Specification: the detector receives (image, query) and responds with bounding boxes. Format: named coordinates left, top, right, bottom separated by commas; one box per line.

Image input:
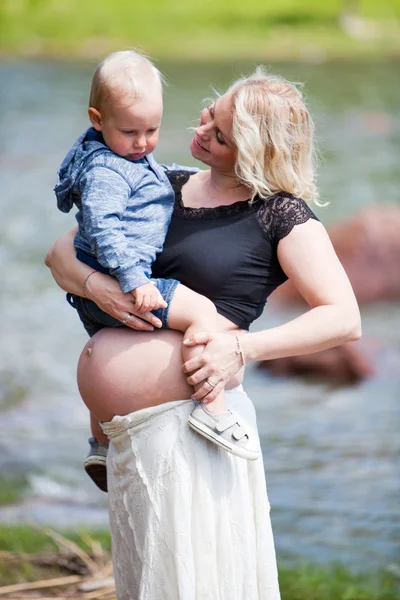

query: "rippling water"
left=0, top=59, right=399, bottom=568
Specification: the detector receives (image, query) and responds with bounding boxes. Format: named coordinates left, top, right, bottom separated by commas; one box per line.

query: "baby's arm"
left=79, top=166, right=152, bottom=295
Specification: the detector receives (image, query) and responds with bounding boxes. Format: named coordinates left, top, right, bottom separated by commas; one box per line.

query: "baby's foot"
left=187, top=404, right=259, bottom=461
left=83, top=437, right=108, bottom=492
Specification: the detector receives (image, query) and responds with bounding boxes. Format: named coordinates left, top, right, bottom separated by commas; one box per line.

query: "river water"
left=0, top=59, right=399, bottom=568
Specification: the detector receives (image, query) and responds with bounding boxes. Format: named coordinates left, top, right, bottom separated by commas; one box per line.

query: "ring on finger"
left=122, top=313, right=133, bottom=325
left=206, top=379, right=216, bottom=389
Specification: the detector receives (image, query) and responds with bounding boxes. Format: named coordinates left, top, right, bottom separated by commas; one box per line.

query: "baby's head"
left=88, top=50, right=164, bottom=161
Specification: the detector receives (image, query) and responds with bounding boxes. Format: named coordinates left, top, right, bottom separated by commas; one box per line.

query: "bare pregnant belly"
left=78, top=327, right=243, bottom=422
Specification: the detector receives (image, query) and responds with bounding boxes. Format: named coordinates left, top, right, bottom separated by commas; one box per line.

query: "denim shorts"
left=69, top=250, right=179, bottom=337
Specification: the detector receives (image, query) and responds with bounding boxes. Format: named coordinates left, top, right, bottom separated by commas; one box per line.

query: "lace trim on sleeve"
left=257, top=194, right=320, bottom=244
left=165, top=170, right=192, bottom=196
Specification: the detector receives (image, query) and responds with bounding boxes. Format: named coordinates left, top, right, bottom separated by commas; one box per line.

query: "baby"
left=55, top=51, right=258, bottom=491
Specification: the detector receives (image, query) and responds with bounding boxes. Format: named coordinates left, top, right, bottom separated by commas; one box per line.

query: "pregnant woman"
left=46, top=67, right=361, bottom=599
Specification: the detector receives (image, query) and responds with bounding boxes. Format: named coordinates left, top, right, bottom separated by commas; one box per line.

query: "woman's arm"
left=183, top=219, right=362, bottom=401
left=45, top=227, right=85, bottom=295
left=45, top=229, right=161, bottom=331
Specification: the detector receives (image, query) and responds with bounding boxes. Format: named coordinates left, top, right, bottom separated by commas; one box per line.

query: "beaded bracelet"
left=82, top=270, right=98, bottom=299
left=235, top=334, right=246, bottom=366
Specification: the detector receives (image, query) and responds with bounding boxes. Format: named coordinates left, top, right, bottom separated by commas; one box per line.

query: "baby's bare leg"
left=167, top=285, right=227, bottom=414
left=90, top=412, right=109, bottom=446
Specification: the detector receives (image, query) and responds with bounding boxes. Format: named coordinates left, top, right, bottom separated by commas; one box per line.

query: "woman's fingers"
left=124, top=314, right=154, bottom=331
left=119, top=297, right=139, bottom=314
left=186, top=365, right=212, bottom=386
left=182, top=353, right=210, bottom=374
left=140, top=311, right=162, bottom=328
left=183, top=332, right=213, bottom=347
left=119, top=310, right=162, bottom=330
left=192, top=381, right=225, bottom=403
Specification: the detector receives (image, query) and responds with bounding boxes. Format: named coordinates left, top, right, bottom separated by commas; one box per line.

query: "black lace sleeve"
left=165, top=170, right=192, bottom=196
left=257, top=194, right=320, bottom=245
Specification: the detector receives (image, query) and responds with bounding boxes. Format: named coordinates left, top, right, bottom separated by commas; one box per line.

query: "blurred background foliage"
left=1, top=0, right=400, bottom=60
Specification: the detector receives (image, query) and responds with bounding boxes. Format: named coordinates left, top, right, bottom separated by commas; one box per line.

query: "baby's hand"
left=131, top=282, right=167, bottom=313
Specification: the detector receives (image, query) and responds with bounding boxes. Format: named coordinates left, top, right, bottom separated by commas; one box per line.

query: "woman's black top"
left=152, top=171, right=319, bottom=330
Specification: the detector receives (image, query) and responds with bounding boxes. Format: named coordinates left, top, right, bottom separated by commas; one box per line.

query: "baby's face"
left=97, top=91, right=163, bottom=161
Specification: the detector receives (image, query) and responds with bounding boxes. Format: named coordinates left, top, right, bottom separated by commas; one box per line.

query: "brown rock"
left=274, top=205, right=400, bottom=304
left=260, top=340, right=376, bottom=383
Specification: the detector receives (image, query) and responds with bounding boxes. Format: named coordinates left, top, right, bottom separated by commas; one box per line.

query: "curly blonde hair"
left=228, top=67, right=319, bottom=205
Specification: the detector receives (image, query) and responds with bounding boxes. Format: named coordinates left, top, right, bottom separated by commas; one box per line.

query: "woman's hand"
left=182, top=332, right=243, bottom=402
left=45, top=229, right=162, bottom=331
left=85, top=271, right=163, bottom=331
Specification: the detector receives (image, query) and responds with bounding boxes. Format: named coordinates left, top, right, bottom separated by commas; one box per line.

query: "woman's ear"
left=88, top=107, right=102, bottom=131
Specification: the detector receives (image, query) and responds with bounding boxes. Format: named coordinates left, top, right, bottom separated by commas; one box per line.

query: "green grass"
left=278, top=563, right=400, bottom=599
left=0, top=0, right=400, bottom=61
left=0, top=474, right=29, bottom=506
left=0, top=524, right=110, bottom=555
left=0, top=525, right=399, bottom=598
left=0, top=525, right=112, bottom=586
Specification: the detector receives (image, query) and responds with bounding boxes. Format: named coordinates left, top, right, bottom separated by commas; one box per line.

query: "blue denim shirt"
left=55, top=128, right=180, bottom=293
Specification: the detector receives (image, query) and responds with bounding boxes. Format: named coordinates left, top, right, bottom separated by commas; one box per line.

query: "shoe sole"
left=84, top=457, right=108, bottom=493
left=187, top=416, right=259, bottom=461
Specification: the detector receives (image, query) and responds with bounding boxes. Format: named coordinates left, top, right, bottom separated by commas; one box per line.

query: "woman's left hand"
left=182, top=332, right=243, bottom=403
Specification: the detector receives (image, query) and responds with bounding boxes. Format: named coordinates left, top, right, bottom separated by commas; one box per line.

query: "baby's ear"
left=88, top=107, right=102, bottom=131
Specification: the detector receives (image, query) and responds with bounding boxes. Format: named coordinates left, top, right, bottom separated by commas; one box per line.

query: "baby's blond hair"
left=89, top=50, right=163, bottom=113
left=228, top=67, right=319, bottom=205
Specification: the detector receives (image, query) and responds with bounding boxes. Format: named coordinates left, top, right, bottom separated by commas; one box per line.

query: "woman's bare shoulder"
left=183, top=169, right=208, bottom=187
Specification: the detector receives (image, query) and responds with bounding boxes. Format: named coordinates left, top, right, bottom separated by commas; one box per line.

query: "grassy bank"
left=1, top=0, right=400, bottom=61
left=0, top=525, right=399, bottom=599
left=0, top=475, right=29, bottom=507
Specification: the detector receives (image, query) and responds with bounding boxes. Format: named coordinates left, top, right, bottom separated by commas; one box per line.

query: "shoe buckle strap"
left=215, top=417, right=247, bottom=441
left=232, top=424, right=247, bottom=441
left=215, top=414, right=238, bottom=433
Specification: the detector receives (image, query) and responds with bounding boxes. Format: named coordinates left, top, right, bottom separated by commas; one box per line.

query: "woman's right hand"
left=85, top=271, right=162, bottom=331
left=45, top=228, right=162, bottom=331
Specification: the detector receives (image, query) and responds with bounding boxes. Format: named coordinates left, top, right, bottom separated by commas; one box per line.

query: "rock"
left=259, top=339, right=376, bottom=383
left=274, top=205, right=400, bottom=305
left=261, top=206, right=400, bottom=381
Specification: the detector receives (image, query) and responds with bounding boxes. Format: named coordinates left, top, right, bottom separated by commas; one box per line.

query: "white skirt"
left=102, top=385, right=280, bottom=600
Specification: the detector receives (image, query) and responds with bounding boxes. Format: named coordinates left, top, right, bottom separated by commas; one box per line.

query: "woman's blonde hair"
left=89, top=50, right=163, bottom=113
left=228, top=67, right=319, bottom=205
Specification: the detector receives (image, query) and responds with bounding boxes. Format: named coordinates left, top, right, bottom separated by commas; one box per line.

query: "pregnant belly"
left=77, top=327, right=243, bottom=422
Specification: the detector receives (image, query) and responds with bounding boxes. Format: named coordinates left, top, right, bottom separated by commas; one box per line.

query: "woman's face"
left=190, top=92, right=237, bottom=173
